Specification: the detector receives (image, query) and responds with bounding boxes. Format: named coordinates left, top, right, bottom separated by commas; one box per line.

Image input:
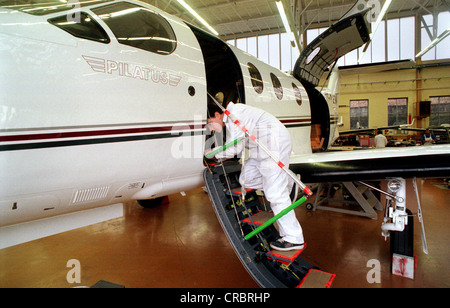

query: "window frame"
left=387, top=97, right=408, bottom=126
left=292, top=83, right=302, bottom=106
left=350, top=99, right=369, bottom=129
left=247, top=62, right=264, bottom=94
left=430, top=96, right=450, bottom=126
left=270, top=73, right=283, bottom=100
left=48, top=11, right=110, bottom=44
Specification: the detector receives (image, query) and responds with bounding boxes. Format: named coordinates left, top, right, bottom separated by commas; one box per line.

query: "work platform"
left=308, top=181, right=383, bottom=219
left=203, top=162, right=335, bottom=288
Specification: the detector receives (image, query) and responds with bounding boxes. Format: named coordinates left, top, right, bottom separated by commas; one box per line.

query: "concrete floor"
left=0, top=178, right=448, bottom=288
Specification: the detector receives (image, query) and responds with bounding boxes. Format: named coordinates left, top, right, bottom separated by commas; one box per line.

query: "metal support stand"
left=310, top=181, right=383, bottom=219
left=413, top=178, right=428, bottom=254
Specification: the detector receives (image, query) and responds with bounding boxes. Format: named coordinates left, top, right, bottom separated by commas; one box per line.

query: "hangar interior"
left=0, top=0, right=449, bottom=288
left=1, top=181, right=448, bottom=288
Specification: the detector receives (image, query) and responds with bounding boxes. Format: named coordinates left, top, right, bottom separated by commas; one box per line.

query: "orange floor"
left=0, top=178, right=448, bottom=288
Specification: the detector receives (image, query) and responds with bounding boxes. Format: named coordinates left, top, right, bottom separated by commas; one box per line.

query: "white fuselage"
left=0, top=0, right=334, bottom=226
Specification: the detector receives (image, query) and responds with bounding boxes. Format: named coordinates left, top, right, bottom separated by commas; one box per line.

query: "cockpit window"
left=92, top=2, right=177, bottom=55
left=247, top=62, right=263, bottom=94
left=270, top=73, right=283, bottom=100
left=48, top=12, right=110, bottom=44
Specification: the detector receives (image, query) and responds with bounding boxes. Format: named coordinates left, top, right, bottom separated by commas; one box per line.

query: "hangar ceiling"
left=146, top=0, right=450, bottom=40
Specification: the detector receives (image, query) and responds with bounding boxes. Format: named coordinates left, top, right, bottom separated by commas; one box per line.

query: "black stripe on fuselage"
left=291, top=153, right=450, bottom=182
left=0, top=131, right=204, bottom=152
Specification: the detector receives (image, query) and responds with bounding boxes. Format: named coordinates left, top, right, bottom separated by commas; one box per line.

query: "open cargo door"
left=293, top=9, right=371, bottom=87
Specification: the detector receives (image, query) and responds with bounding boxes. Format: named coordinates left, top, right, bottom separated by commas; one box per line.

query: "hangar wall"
left=337, top=62, right=450, bottom=131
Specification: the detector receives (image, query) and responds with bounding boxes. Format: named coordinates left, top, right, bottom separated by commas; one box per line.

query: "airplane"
left=1, top=0, right=449, bottom=287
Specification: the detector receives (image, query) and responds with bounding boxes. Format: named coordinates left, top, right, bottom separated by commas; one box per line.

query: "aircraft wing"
left=399, top=127, right=449, bottom=133
left=339, top=124, right=414, bottom=135
left=339, top=120, right=417, bottom=135
left=290, top=144, right=450, bottom=183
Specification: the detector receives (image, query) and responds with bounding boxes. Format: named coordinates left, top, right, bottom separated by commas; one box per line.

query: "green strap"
left=244, top=195, right=307, bottom=241
left=205, top=137, right=244, bottom=159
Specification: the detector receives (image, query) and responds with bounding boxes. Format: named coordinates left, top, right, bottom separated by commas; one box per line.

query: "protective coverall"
left=214, top=103, right=304, bottom=244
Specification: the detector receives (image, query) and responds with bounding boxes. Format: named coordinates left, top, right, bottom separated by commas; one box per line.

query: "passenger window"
left=270, top=73, right=283, bottom=100
left=292, top=83, right=302, bottom=106
left=306, top=47, right=321, bottom=65
left=248, top=63, right=263, bottom=94
left=48, top=12, right=110, bottom=44
left=92, top=2, right=177, bottom=55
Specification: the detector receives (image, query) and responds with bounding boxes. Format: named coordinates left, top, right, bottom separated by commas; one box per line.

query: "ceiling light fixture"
left=176, top=0, right=219, bottom=36
left=276, top=1, right=296, bottom=48
left=372, top=0, right=393, bottom=38
left=416, top=27, right=450, bottom=58
left=358, top=0, right=393, bottom=64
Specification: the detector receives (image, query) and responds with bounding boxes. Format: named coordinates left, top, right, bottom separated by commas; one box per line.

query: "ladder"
left=310, top=181, right=383, bottom=219
left=204, top=162, right=335, bottom=288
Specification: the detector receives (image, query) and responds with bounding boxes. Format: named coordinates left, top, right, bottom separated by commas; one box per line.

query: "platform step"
left=242, top=210, right=273, bottom=226
left=226, top=187, right=255, bottom=197
left=297, top=269, right=336, bottom=288
left=267, top=243, right=307, bottom=264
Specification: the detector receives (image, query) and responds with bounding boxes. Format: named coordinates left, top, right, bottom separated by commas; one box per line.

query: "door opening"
left=188, top=25, right=245, bottom=108
left=302, top=83, right=330, bottom=152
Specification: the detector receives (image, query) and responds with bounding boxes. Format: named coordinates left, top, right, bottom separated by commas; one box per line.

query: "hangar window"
left=292, top=83, right=302, bottom=106
left=350, top=100, right=369, bottom=129
left=48, top=12, right=110, bottom=44
left=270, top=73, right=283, bottom=100
left=92, top=2, right=176, bottom=55
left=388, top=98, right=408, bottom=126
left=421, top=13, right=450, bottom=61
left=248, top=63, right=263, bottom=94
left=430, top=96, right=450, bottom=126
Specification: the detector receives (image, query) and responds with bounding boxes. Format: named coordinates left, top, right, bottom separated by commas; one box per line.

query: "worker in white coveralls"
left=205, top=101, right=304, bottom=251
